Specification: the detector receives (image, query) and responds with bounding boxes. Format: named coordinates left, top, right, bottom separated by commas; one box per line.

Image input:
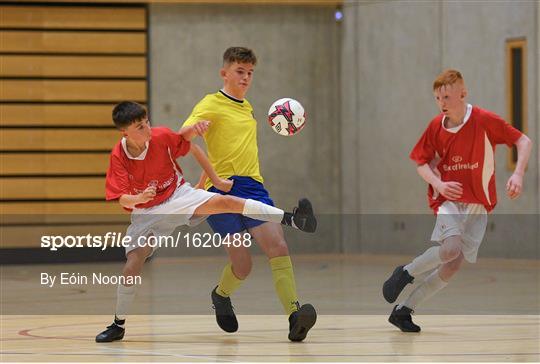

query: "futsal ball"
left=267, top=98, right=306, bottom=136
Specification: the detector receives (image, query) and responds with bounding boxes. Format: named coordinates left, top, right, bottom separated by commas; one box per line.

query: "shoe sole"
left=297, top=199, right=317, bottom=233
left=382, top=265, right=405, bottom=303
left=288, top=304, right=317, bottom=342
left=388, top=315, right=421, bottom=333
left=216, top=317, right=238, bottom=333
left=299, top=198, right=313, bottom=212
left=95, top=332, right=125, bottom=343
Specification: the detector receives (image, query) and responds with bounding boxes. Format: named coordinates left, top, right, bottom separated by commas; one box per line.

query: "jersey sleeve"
left=162, top=127, right=191, bottom=158
left=105, top=153, right=130, bottom=201
left=483, top=110, right=523, bottom=147
left=182, top=97, right=215, bottom=127
left=410, top=123, right=437, bottom=165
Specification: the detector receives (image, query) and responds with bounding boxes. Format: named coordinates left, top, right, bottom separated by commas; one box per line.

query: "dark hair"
left=112, top=101, right=147, bottom=129
left=223, top=47, right=257, bottom=66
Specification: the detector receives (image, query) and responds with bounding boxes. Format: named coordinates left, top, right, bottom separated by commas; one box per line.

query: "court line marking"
left=10, top=319, right=540, bottom=343
left=6, top=315, right=538, bottom=363
left=5, top=336, right=540, bottom=345
left=5, top=319, right=540, bottom=362
left=0, top=351, right=169, bottom=357
left=2, top=351, right=538, bottom=358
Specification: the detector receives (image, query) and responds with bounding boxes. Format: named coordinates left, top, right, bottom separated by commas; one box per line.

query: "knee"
left=232, top=260, right=252, bottom=279
left=228, top=248, right=253, bottom=279
left=267, top=239, right=289, bottom=258
left=122, top=263, right=142, bottom=278
left=124, top=252, right=147, bottom=277
left=221, top=195, right=240, bottom=210
left=443, top=253, right=464, bottom=275
left=440, top=240, right=462, bottom=262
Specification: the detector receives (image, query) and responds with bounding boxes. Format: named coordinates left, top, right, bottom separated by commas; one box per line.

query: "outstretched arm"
left=179, top=120, right=211, bottom=141
left=506, top=134, right=532, bottom=199
left=190, top=143, right=233, bottom=192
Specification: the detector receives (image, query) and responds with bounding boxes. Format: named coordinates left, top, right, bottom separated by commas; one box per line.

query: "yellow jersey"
left=183, top=90, right=263, bottom=189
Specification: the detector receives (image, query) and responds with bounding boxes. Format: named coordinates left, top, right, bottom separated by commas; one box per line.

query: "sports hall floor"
left=1, top=254, right=539, bottom=362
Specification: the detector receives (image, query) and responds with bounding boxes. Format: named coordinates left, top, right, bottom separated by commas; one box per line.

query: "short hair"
left=223, top=47, right=257, bottom=66
left=112, top=101, right=147, bottom=129
left=433, top=69, right=464, bottom=91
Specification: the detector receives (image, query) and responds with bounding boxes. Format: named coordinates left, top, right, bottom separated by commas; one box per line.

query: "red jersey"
left=410, top=105, right=522, bottom=213
left=105, top=127, right=191, bottom=210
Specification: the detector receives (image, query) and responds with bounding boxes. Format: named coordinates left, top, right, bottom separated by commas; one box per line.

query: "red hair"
left=433, top=69, right=464, bottom=91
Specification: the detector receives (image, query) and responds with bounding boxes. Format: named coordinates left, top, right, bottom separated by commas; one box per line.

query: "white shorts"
left=124, top=182, right=215, bottom=257
left=431, top=201, right=487, bottom=263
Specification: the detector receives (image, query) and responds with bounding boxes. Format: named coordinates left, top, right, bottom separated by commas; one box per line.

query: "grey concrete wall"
left=148, top=4, right=342, bottom=256
left=537, top=0, right=540, bottom=248
left=341, top=0, right=539, bottom=258
left=342, top=1, right=441, bottom=215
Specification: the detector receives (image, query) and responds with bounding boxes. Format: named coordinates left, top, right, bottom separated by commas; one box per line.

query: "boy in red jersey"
left=95, top=102, right=316, bottom=342
left=382, top=70, right=532, bottom=332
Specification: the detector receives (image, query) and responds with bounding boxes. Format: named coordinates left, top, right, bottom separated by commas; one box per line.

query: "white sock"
left=115, top=284, right=137, bottom=326
left=404, top=246, right=442, bottom=277
left=242, top=199, right=284, bottom=224
left=399, top=269, right=447, bottom=310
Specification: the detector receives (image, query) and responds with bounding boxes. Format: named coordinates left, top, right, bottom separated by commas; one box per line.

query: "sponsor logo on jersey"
left=132, top=175, right=176, bottom=194
left=442, top=161, right=479, bottom=172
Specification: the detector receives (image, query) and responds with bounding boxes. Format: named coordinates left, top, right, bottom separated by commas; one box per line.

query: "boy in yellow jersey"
left=182, top=47, right=317, bottom=342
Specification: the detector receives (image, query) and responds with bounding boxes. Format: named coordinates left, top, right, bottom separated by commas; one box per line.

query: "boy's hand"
left=192, top=120, right=211, bottom=136
left=435, top=181, right=463, bottom=200
left=139, top=186, right=156, bottom=204
left=214, top=178, right=233, bottom=193
left=506, top=173, right=523, bottom=199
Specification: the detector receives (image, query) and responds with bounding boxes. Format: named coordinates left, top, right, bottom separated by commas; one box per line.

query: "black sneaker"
left=211, top=286, right=238, bottom=333
left=288, top=303, right=317, bottom=342
left=382, top=265, right=414, bottom=303
left=95, top=320, right=125, bottom=343
left=292, top=198, right=317, bottom=233
left=388, top=305, right=421, bottom=332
